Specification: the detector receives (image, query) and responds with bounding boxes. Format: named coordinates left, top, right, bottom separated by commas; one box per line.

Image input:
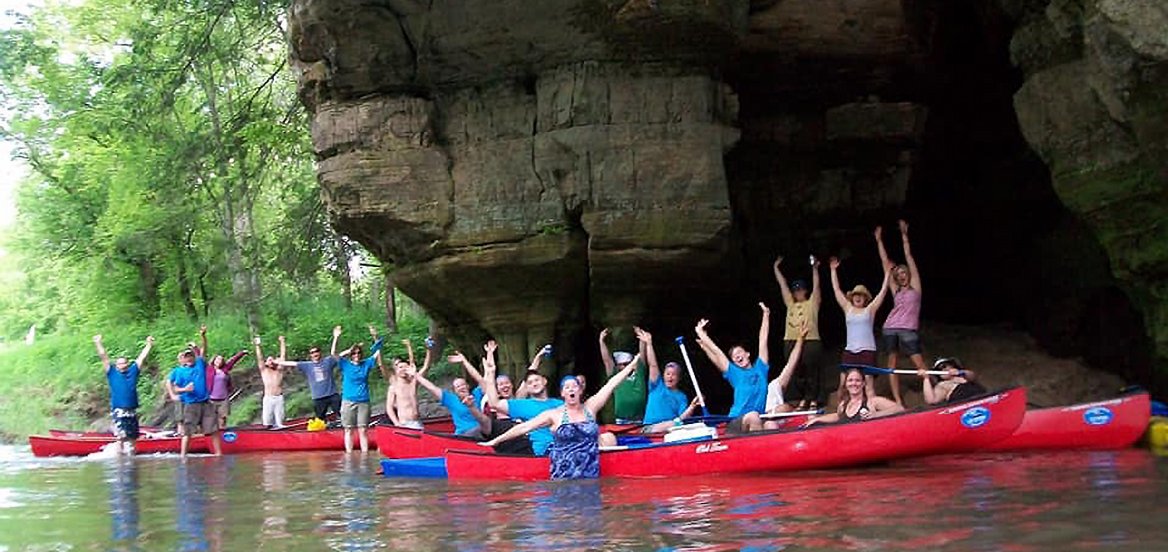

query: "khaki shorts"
left=210, top=399, right=230, bottom=421
left=182, top=401, right=219, bottom=435
left=340, top=400, right=370, bottom=428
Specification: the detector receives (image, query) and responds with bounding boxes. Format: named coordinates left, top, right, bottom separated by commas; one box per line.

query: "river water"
left=0, top=445, right=1166, bottom=551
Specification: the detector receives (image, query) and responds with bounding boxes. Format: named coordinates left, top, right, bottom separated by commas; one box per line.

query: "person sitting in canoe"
left=414, top=369, right=491, bottom=439
left=600, top=328, right=646, bottom=423
left=919, top=357, right=986, bottom=404
left=336, top=325, right=385, bottom=452
left=481, top=356, right=566, bottom=456
left=693, top=303, right=772, bottom=433
left=803, top=367, right=903, bottom=426
left=829, top=254, right=892, bottom=397
left=452, top=340, right=534, bottom=454
left=761, top=322, right=812, bottom=430
left=638, top=327, right=703, bottom=433
left=478, top=355, right=641, bottom=479
left=385, top=338, right=433, bottom=430
left=94, top=334, right=154, bottom=455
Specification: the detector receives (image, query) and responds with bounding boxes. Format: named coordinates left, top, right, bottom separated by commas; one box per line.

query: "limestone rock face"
left=1010, top=0, right=1168, bottom=369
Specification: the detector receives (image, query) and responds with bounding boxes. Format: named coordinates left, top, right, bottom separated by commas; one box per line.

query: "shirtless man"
left=385, top=338, right=432, bottom=429
left=255, top=336, right=288, bottom=429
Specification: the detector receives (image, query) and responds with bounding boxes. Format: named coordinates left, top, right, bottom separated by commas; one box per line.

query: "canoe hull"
left=375, top=426, right=482, bottom=458
left=986, top=391, right=1150, bottom=451
left=28, top=434, right=209, bottom=457
left=446, top=387, right=1027, bottom=480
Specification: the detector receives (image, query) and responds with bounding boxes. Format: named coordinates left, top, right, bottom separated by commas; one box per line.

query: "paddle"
left=675, top=336, right=710, bottom=416
left=840, top=363, right=948, bottom=376
left=759, top=409, right=822, bottom=420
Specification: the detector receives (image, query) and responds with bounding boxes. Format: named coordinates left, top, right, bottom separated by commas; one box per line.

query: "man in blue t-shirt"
left=94, top=334, right=154, bottom=455
left=482, top=361, right=563, bottom=455
left=636, top=328, right=701, bottom=433
left=417, top=373, right=491, bottom=438
left=337, top=325, right=384, bottom=453
left=275, top=325, right=345, bottom=422
left=694, top=302, right=773, bottom=433
left=166, top=339, right=218, bottom=457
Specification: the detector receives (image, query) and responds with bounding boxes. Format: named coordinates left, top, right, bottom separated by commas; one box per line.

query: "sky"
left=0, top=0, right=35, bottom=230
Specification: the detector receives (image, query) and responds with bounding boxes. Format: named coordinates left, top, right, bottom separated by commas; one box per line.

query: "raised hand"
left=774, top=256, right=783, bottom=270
left=145, top=336, right=155, bottom=345
left=811, top=255, right=820, bottom=268
left=448, top=352, right=465, bottom=364
left=484, top=340, right=497, bottom=354
left=333, top=325, right=342, bottom=337
left=254, top=336, right=262, bottom=346
left=829, top=257, right=841, bottom=270
left=759, top=302, right=771, bottom=317
left=695, top=319, right=710, bottom=335
left=93, top=335, right=102, bottom=344
left=368, top=325, right=379, bottom=338
left=898, top=219, right=909, bottom=235
left=277, top=335, right=286, bottom=344
left=199, top=325, right=207, bottom=336
left=874, top=226, right=883, bottom=240
left=599, top=328, right=610, bottom=342
left=633, top=326, right=652, bottom=344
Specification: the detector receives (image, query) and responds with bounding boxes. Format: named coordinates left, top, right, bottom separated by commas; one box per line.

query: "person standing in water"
left=876, top=220, right=925, bottom=406
left=773, top=255, right=827, bottom=409
left=94, top=334, right=154, bottom=455
left=479, top=354, right=641, bottom=479
left=256, top=336, right=288, bottom=429
left=337, top=325, right=385, bottom=452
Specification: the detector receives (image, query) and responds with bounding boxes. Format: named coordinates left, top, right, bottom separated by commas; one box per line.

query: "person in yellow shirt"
left=773, top=255, right=827, bottom=409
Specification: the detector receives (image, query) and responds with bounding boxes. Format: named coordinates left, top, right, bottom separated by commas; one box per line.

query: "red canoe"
left=29, top=434, right=210, bottom=457
left=445, top=387, right=1027, bottom=480
left=376, top=426, right=482, bottom=458
left=985, top=390, right=1150, bottom=451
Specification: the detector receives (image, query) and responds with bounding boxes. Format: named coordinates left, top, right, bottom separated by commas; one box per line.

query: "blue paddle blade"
left=674, top=336, right=685, bottom=345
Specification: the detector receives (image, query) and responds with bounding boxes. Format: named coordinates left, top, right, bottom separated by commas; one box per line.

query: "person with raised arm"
left=255, top=336, right=288, bottom=429
left=337, top=325, right=385, bottom=452
left=773, top=255, right=828, bottom=409
left=274, top=326, right=344, bottom=422
left=479, top=354, right=642, bottom=479
left=207, top=338, right=248, bottom=430
left=600, top=328, right=646, bottom=422
left=385, top=338, right=432, bottom=429
left=94, top=334, right=154, bottom=455
left=511, top=344, right=552, bottom=399
left=639, top=327, right=701, bottom=434
left=452, top=341, right=533, bottom=453
left=166, top=326, right=221, bottom=456
left=919, top=357, right=986, bottom=404
left=830, top=254, right=893, bottom=397
left=482, top=351, right=565, bottom=456
left=803, top=366, right=904, bottom=426
left=761, top=322, right=811, bottom=430
left=415, top=369, right=491, bottom=438
left=694, top=303, right=772, bottom=433
left=876, top=220, right=926, bottom=405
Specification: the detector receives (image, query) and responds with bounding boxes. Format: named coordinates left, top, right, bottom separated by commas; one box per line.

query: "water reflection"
left=175, top=458, right=233, bottom=552
left=260, top=455, right=290, bottom=541
left=107, top=458, right=139, bottom=550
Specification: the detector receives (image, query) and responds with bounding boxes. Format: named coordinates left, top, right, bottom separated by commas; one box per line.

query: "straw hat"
left=846, top=285, right=872, bottom=302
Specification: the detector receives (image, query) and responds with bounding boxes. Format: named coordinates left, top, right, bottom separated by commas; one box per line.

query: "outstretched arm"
left=402, top=338, right=416, bottom=367
left=758, top=302, right=771, bottom=365
left=254, top=337, right=264, bottom=366
left=774, top=324, right=808, bottom=390
left=94, top=335, right=111, bottom=370
left=135, top=336, right=155, bottom=368
left=452, top=351, right=486, bottom=387
left=598, top=328, right=615, bottom=376
left=585, top=353, right=641, bottom=415
left=330, top=325, right=342, bottom=357
left=868, top=396, right=905, bottom=418
left=223, top=350, right=248, bottom=372
left=874, top=226, right=891, bottom=284
left=829, top=257, right=849, bottom=309
left=694, top=319, right=730, bottom=373
left=480, top=409, right=556, bottom=447
left=899, top=219, right=921, bottom=291
left=199, top=325, right=208, bottom=360
left=418, top=346, right=433, bottom=377
left=773, top=256, right=794, bottom=307
left=414, top=373, right=444, bottom=401
left=919, top=370, right=941, bottom=404
left=527, top=345, right=547, bottom=374
left=810, top=255, right=822, bottom=306
left=868, top=262, right=894, bottom=313
left=482, top=359, right=510, bottom=416
left=636, top=327, right=659, bottom=384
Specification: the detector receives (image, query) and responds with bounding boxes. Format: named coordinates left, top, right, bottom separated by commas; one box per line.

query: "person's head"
left=524, top=370, right=548, bottom=397
left=113, top=356, right=130, bottom=371
left=211, top=354, right=225, bottom=369
left=663, top=361, right=682, bottom=389
left=847, top=285, right=873, bottom=308
left=349, top=344, right=363, bottom=361
left=933, top=357, right=963, bottom=380
left=451, top=377, right=470, bottom=398
left=495, top=374, right=513, bottom=398
left=837, top=368, right=865, bottom=403
left=559, top=375, right=582, bottom=406
left=179, top=349, right=196, bottom=367
left=264, top=356, right=278, bottom=369
left=575, top=374, right=587, bottom=394
left=392, top=357, right=411, bottom=378
left=893, top=264, right=912, bottom=286
left=308, top=345, right=323, bottom=363
left=613, top=351, right=634, bottom=367
left=791, top=279, right=809, bottom=302
left=729, top=345, right=751, bottom=368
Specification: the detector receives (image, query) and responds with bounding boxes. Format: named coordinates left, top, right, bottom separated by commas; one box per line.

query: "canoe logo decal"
left=960, top=406, right=991, bottom=429
left=222, top=431, right=238, bottom=443
left=1083, top=407, right=1113, bottom=426
left=695, top=442, right=728, bottom=454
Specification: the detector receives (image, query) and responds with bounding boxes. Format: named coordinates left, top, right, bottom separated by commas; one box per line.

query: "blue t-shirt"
left=724, top=357, right=769, bottom=417
left=643, top=376, right=689, bottom=425
left=472, top=386, right=484, bottom=407
left=107, top=362, right=140, bottom=410
left=297, top=356, right=340, bottom=399
left=339, top=338, right=383, bottom=402
left=169, top=357, right=209, bottom=404
left=441, top=390, right=482, bottom=435
left=507, top=398, right=565, bottom=456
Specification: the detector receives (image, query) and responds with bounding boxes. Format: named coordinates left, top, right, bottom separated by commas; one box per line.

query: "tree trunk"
left=134, top=258, right=161, bottom=319
left=384, top=269, right=397, bottom=333
left=174, top=248, right=198, bottom=320
left=333, top=235, right=352, bottom=309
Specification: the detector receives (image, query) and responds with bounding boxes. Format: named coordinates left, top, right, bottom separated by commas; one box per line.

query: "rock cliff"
left=289, top=0, right=1165, bottom=397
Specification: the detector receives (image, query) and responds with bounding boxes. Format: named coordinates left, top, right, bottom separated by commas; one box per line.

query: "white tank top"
left=845, top=309, right=877, bottom=353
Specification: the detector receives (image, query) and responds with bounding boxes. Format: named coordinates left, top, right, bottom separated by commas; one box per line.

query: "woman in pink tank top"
left=875, top=220, right=926, bottom=406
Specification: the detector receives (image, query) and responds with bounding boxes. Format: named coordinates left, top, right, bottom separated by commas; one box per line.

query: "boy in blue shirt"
left=694, top=303, right=772, bottom=433
left=94, top=334, right=154, bottom=455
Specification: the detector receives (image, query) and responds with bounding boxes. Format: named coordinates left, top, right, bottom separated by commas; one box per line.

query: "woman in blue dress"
left=479, top=353, right=640, bottom=479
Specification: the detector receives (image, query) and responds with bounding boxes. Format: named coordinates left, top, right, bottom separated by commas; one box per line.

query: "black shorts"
left=313, top=394, right=342, bottom=420
left=881, top=328, right=923, bottom=356
left=490, top=418, right=534, bottom=455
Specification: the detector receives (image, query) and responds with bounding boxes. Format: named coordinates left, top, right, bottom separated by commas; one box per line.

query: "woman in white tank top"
left=830, top=257, right=892, bottom=397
